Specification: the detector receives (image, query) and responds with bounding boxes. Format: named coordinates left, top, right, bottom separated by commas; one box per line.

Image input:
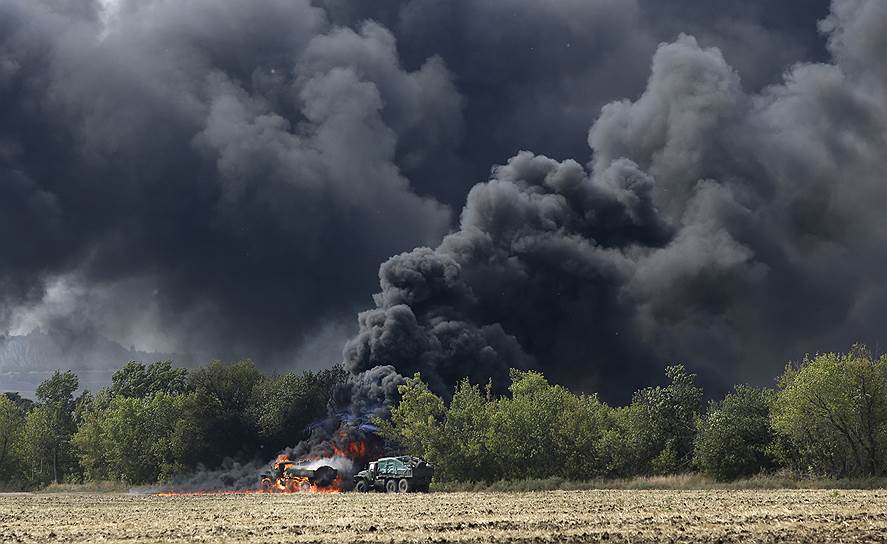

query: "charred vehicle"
left=260, top=458, right=339, bottom=492
left=352, top=456, right=433, bottom=493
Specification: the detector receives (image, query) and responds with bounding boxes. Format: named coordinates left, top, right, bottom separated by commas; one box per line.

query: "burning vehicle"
left=260, top=457, right=340, bottom=492
left=161, top=395, right=397, bottom=495
left=352, top=456, right=433, bottom=493
left=259, top=453, right=433, bottom=493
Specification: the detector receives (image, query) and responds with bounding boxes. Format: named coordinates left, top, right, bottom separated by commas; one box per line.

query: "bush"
left=0, top=395, right=24, bottom=485
left=599, top=365, right=703, bottom=476
left=695, top=385, right=777, bottom=480
left=771, top=347, right=887, bottom=477
left=73, top=393, right=204, bottom=484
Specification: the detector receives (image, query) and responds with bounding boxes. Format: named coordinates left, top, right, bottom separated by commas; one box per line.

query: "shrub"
left=695, top=385, right=777, bottom=480
left=771, top=347, right=887, bottom=477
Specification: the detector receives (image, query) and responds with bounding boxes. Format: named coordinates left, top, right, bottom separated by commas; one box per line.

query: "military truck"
left=352, top=456, right=433, bottom=493
left=260, top=459, right=338, bottom=492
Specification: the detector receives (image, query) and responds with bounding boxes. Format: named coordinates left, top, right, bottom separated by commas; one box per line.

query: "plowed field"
left=3, top=489, right=887, bottom=543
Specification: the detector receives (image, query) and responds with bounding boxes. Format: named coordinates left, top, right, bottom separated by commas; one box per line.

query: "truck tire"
left=354, top=480, right=368, bottom=493
left=398, top=479, right=410, bottom=493
left=385, top=479, right=397, bottom=493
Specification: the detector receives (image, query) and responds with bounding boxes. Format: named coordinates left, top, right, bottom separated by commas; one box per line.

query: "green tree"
left=73, top=393, right=203, bottom=484
left=29, top=370, right=79, bottom=484
left=18, top=406, right=56, bottom=486
left=487, top=370, right=608, bottom=481
left=110, top=360, right=190, bottom=398
left=438, top=379, right=494, bottom=481
left=599, top=365, right=703, bottom=475
left=694, top=385, right=777, bottom=480
left=376, top=374, right=447, bottom=466
left=772, top=347, right=887, bottom=477
left=0, top=395, right=24, bottom=485
left=72, top=401, right=109, bottom=482
left=250, top=366, right=345, bottom=452
left=556, top=391, right=610, bottom=480
left=598, top=403, right=657, bottom=477
left=188, top=360, right=263, bottom=465
left=380, top=371, right=611, bottom=483
left=36, top=370, right=79, bottom=406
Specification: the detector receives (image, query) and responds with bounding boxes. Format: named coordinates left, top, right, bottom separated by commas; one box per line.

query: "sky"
left=3, top=0, right=886, bottom=401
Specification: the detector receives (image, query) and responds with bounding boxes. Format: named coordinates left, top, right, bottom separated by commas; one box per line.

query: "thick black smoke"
left=0, top=0, right=457, bottom=384
left=101, top=0, right=887, bottom=489
left=319, top=0, right=831, bottom=202
left=0, top=0, right=877, bottom=404
left=345, top=0, right=887, bottom=401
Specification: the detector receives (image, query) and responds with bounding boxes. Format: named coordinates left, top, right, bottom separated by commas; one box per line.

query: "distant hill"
left=0, top=330, right=187, bottom=398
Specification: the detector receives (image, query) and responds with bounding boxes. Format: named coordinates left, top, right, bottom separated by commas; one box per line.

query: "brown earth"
left=2, top=489, right=887, bottom=543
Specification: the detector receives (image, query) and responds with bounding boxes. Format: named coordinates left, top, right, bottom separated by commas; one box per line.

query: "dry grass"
left=39, top=481, right=132, bottom=494
left=3, top=489, right=887, bottom=543
left=434, top=473, right=887, bottom=492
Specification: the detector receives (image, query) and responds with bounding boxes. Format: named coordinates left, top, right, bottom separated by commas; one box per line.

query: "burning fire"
left=333, top=438, right=367, bottom=460
left=259, top=474, right=344, bottom=494
left=259, top=454, right=345, bottom=494
left=156, top=428, right=379, bottom=496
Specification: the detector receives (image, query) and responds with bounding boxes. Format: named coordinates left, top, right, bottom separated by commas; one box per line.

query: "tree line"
left=380, top=345, right=887, bottom=482
left=2, top=345, right=887, bottom=489
left=0, top=361, right=343, bottom=489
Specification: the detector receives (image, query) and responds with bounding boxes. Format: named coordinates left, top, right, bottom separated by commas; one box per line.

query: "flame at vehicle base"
left=155, top=432, right=379, bottom=495
left=259, top=454, right=345, bottom=494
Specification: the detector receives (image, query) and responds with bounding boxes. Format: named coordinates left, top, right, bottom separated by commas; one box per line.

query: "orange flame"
left=333, top=439, right=367, bottom=460
left=158, top=435, right=373, bottom=495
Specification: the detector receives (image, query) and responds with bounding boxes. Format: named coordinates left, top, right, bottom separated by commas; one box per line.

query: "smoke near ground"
left=1, top=0, right=883, bottom=405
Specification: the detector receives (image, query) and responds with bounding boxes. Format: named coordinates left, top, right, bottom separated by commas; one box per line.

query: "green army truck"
left=352, top=456, right=433, bottom=493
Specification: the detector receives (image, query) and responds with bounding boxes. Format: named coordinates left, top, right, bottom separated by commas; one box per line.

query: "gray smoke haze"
left=3, top=0, right=883, bottom=402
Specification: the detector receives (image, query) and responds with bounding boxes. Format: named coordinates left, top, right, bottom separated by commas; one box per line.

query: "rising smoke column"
left=344, top=0, right=887, bottom=400
left=130, top=0, right=887, bottom=490
left=0, top=0, right=882, bottom=405
left=344, top=154, right=672, bottom=397
left=1, top=0, right=836, bottom=396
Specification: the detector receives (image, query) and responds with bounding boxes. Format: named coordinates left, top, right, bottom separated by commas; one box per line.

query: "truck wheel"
left=385, top=479, right=397, bottom=493
left=398, top=479, right=411, bottom=493
left=355, top=480, right=368, bottom=493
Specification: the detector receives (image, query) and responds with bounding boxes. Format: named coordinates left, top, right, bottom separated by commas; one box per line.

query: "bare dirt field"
left=3, top=489, right=887, bottom=543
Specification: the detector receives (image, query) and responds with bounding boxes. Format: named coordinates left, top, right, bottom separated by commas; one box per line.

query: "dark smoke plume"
left=1, top=0, right=878, bottom=408
left=345, top=1, right=887, bottom=401
left=0, top=0, right=458, bottom=389
left=118, top=0, right=887, bottom=489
